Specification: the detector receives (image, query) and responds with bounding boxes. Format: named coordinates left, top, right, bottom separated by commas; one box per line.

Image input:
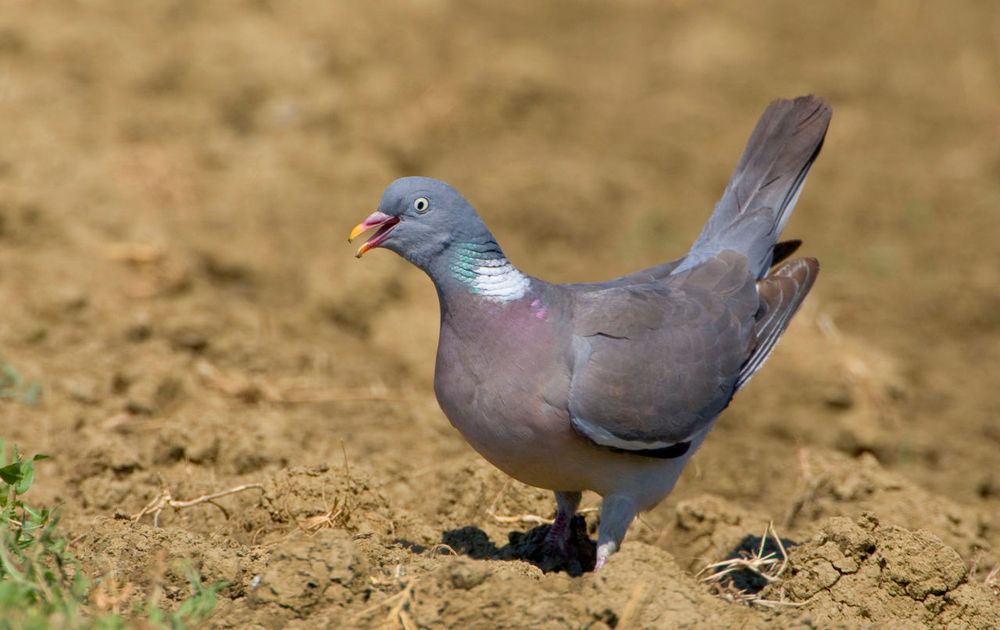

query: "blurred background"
left=0, top=0, right=997, bottom=625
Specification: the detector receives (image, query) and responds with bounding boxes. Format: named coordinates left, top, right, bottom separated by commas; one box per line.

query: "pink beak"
left=348, top=211, right=401, bottom=258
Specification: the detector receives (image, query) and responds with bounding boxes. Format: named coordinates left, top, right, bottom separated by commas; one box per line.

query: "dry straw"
left=697, top=521, right=807, bottom=608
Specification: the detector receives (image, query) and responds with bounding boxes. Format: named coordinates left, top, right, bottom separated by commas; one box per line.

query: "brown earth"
left=1, top=1, right=999, bottom=627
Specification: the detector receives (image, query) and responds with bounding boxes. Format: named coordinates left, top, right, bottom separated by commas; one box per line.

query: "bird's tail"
left=677, top=96, right=831, bottom=278
left=736, top=256, right=819, bottom=390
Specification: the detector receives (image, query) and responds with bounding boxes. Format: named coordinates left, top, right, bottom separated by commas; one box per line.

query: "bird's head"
left=349, top=177, right=489, bottom=270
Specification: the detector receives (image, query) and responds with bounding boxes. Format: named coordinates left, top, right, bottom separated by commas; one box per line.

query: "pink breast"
left=530, top=298, right=547, bottom=320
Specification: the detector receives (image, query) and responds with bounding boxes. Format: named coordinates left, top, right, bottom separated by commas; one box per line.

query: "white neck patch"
left=451, top=244, right=530, bottom=303
left=471, top=257, right=530, bottom=302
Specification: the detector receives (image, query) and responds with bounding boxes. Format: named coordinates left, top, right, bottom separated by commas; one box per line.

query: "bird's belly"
left=447, top=409, right=600, bottom=493
left=434, top=368, right=708, bottom=505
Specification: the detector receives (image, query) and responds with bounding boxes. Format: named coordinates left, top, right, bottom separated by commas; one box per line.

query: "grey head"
left=350, top=177, right=493, bottom=268
left=350, top=177, right=515, bottom=290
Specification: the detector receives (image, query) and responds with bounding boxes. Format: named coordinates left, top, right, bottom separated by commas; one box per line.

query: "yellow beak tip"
left=348, top=224, right=367, bottom=242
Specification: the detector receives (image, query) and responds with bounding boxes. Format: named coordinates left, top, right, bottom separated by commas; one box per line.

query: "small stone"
left=823, top=383, right=854, bottom=410
left=976, top=476, right=998, bottom=499
left=447, top=558, right=491, bottom=590
left=125, top=322, right=152, bottom=342
left=64, top=376, right=102, bottom=405
left=833, top=556, right=859, bottom=574
left=169, top=328, right=209, bottom=352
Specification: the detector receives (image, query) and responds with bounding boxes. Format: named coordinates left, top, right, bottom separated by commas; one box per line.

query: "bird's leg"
left=595, top=495, right=637, bottom=570
left=544, top=490, right=582, bottom=556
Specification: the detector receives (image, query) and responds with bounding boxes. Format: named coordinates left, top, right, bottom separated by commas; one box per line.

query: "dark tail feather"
left=680, top=96, right=831, bottom=278
left=736, top=257, right=819, bottom=391
left=771, top=239, right=801, bottom=267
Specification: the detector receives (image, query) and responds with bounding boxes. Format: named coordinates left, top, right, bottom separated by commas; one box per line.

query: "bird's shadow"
left=399, top=524, right=795, bottom=582
left=436, top=515, right=597, bottom=576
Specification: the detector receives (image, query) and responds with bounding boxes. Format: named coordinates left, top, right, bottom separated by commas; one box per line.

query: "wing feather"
left=567, top=252, right=758, bottom=450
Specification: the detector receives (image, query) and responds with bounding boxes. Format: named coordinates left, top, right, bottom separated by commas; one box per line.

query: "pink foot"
left=594, top=541, right=617, bottom=570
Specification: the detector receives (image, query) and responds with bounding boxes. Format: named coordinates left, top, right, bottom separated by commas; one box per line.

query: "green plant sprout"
left=0, top=358, right=41, bottom=406
left=0, top=440, right=223, bottom=629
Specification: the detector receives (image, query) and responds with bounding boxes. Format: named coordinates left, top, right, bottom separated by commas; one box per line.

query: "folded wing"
left=567, top=252, right=758, bottom=451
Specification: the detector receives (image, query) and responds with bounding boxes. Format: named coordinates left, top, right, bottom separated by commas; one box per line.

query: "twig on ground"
left=104, top=242, right=168, bottom=265
left=353, top=579, right=419, bottom=629
left=89, top=570, right=136, bottom=616
left=985, top=564, right=999, bottom=592
left=617, top=583, right=649, bottom=629
left=698, top=521, right=805, bottom=608
left=427, top=543, right=458, bottom=556
left=488, top=512, right=554, bottom=525
left=386, top=580, right=418, bottom=630
left=785, top=447, right=823, bottom=528
left=487, top=507, right=598, bottom=526
left=484, top=479, right=513, bottom=518
left=340, top=439, right=354, bottom=489
left=370, top=564, right=407, bottom=587
left=131, top=481, right=264, bottom=526
left=483, top=478, right=599, bottom=527
left=99, top=412, right=170, bottom=433
left=633, top=513, right=656, bottom=534
left=295, top=490, right=348, bottom=534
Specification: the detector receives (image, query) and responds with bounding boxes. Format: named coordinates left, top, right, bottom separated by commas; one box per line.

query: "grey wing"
left=567, top=252, right=759, bottom=452
left=563, top=256, right=687, bottom=291
left=565, top=241, right=804, bottom=292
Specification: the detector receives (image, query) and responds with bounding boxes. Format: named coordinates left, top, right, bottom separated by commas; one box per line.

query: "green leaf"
left=15, top=458, right=34, bottom=495
left=0, top=462, right=22, bottom=486
left=20, top=383, right=41, bottom=406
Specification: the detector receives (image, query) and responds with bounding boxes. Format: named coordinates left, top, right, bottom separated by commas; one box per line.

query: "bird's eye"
left=413, top=197, right=430, bottom=213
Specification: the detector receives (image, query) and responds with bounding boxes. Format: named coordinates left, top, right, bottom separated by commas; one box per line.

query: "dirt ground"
left=1, top=1, right=998, bottom=627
